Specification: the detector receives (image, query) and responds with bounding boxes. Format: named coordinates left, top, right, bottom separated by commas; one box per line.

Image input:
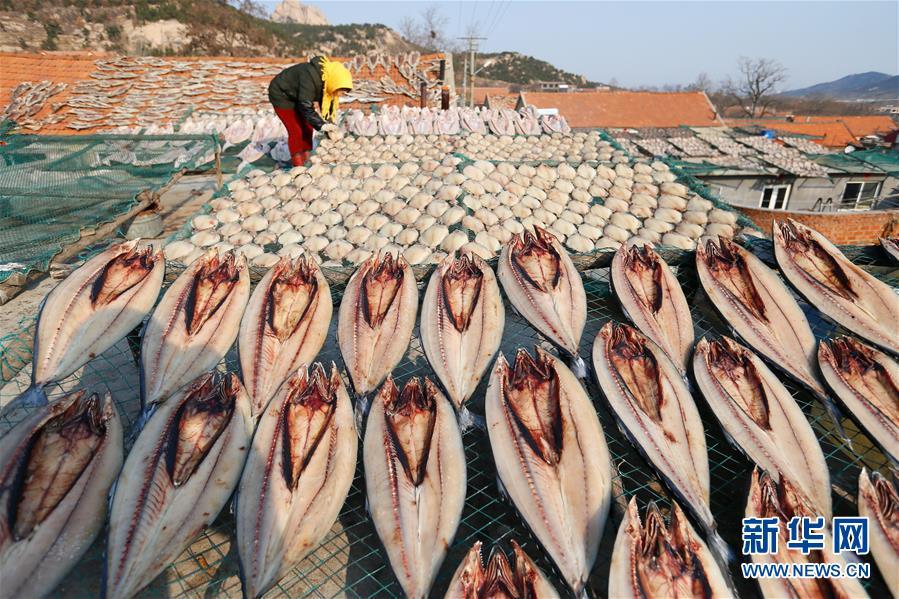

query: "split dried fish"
left=238, top=256, right=332, bottom=419
left=0, top=391, right=122, bottom=598
left=774, top=219, right=899, bottom=354
left=498, top=226, right=587, bottom=375
left=745, top=469, right=869, bottom=599
left=486, top=346, right=611, bottom=595
left=696, top=237, right=826, bottom=398
left=420, top=252, right=504, bottom=423
left=593, top=323, right=729, bottom=562
left=1, top=241, right=163, bottom=418
left=338, top=252, right=418, bottom=419
left=612, top=244, right=694, bottom=372
left=881, top=238, right=899, bottom=264
left=444, top=540, right=559, bottom=598
left=104, top=372, right=251, bottom=599
left=694, top=336, right=831, bottom=517
left=236, top=364, right=356, bottom=598
left=608, top=498, right=734, bottom=599
left=818, top=336, right=898, bottom=464
left=140, top=251, right=249, bottom=412
left=364, top=376, right=466, bottom=598
left=858, top=469, right=898, bottom=596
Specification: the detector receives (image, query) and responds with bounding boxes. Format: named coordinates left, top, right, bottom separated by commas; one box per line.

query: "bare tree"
left=232, top=0, right=267, bottom=19
left=688, top=72, right=714, bottom=93
left=399, top=6, right=458, bottom=52
left=722, top=57, right=787, bottom=117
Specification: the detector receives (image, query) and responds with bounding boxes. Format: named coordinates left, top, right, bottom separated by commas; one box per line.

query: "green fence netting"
left=0, top=133, right=218, bottom=282
left=0, top=239, right=894, bottom=598
left=811, top=148, right=899, bottom=177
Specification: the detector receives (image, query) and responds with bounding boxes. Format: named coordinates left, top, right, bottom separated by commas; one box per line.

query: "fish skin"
left=608, top=498, right=734, bottom=599
left=104, top=371, right=251, bottom=599
left=444, top=540, right=560, bottom=599
left=0, top=391, right=122, bottom=599
left=592, top=322, right=726, bottom=555
left=497, top=226, right=586, bottom=360
left=696, top=237, right=826, bottom=398
left=338, top=252, right=418, bottom=400
left=818, top=336, right=898, bottom=464
left=140, top=250, right=250, bottom=410
left=364, top=376, right=466, bottom=599
left=881, top=238, right=899, bottom=265
left=238, top=255, right=332, bottom=419
left=420, top=252, right=504, bottom=414
left=774, top=219, right=899, bottom=355
left=32, top=240, right=164, bottom=388
left=694, top=336, right=832, bottom=518
left=235, top=363, right=356, bottom=599
left=858, top=469, right=899, bottom=597
left=486, top=346, right=611, bottom=595
left=745, top=468, right=869, bottom=599
left=612, top=244, right=694, bottom=373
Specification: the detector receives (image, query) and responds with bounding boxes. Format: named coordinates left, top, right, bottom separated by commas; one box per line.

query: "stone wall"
left=739, top=206, right=899, bottom=244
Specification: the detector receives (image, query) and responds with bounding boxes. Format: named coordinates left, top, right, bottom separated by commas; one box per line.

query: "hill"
left=0, top=0, right=417, bottom=56
left=782, top=72, right=898, bottom=100
left=458, top=51, right=601, bottom=87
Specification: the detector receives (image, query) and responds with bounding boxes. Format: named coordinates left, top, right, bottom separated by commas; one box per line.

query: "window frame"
left=759, top=184, right=791, bottom=210
left=840, top=180, right=882, bottom=210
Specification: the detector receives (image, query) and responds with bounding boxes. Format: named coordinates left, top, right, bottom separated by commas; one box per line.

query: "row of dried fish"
left=343, top=105, right=571, bottom=137
left=2, top=80, right=67, bottom=129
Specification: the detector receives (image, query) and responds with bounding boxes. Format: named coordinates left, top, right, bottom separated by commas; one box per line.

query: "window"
left=760, top=185, right=790, bottom=210
left=840, top=181, right=881, bottom=210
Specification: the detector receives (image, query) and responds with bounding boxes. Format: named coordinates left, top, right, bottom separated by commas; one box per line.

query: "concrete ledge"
left=739, top=206, right=899, bottom=244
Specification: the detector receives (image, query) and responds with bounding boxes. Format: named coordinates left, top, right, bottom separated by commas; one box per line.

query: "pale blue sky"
left=260, top=1, right=898, bottom=89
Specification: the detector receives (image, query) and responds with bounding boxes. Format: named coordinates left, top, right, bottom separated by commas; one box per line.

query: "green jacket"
left=268, top=56, right=326, bottom=129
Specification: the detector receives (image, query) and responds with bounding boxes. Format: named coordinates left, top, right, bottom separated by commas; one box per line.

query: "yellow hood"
left=320, top=58, right=353, bottom=122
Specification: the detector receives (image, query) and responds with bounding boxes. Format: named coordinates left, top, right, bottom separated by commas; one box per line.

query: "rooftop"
left=518, top=90, right=723, bottom=129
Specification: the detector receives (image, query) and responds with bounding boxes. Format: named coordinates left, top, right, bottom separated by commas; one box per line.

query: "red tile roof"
left=727, top=118, right=868, bottom=147
left=519, top=90, right=723, bottom=128
left=471, top=86, right=512, bottom=105
left=790, top=115, right=897, bottom=138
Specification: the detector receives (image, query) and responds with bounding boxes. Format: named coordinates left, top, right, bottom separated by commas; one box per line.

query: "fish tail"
left=569, top=354, right=588, bottom=380
left=353, top=393, right=369, bottom=437
left=818, top=393, right=854, bottom=452
left=704, top=524, right=738, bottom=594
left=0, top=385, right=47, bottom=420
left=458, top=405, right=485, bottom=432
left=126, top=404, right=155, bottom=445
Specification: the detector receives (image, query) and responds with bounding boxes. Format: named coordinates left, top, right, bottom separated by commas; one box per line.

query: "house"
left=727, top=115, right=897, bottom=147
left=517, top=90, right=723, bottom=129
left=609, top=126, right=899, bottom=214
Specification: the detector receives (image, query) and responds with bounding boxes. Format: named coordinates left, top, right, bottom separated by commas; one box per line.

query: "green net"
left=811, top=148, right=899, bottom=177
left=0, top=240, right=894, bottom=598
left=0, top=133, right=218, bottom=282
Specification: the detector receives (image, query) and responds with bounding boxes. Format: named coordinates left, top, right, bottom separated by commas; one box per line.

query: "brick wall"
left=739, top=206, right=899, bottom=245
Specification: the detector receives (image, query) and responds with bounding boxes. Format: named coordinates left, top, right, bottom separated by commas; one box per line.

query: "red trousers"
left=273, top=106, right=314, bottom=166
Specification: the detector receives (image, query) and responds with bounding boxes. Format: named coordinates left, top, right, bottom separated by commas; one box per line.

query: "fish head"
left=510, top=226, right=561, bottom=293
left=822, top=337, right=879, bottom=376
left=268, top=256, right=320, bottom=342
left=186, top=251, right=242, bottom=336
left=602, top=323, right=664, bottom=423
left=502, top=347, right=562, bottom=466
left=776, top=219, right=857, bottom=300
left=620, top=244, right=664, bottom=313
left=281, top=363, right=338, bottom=488
left=6, top=390, right=111, bottom=541
left=751, top=468, right=816, bottom=522
left=629, top=500, right=714, bottom=599
left=453, top=542, right=487, bottom=597
left=442, top=253, right=485, bottom=333
left=167, top=372, right=238, bottom=487
left=861, top=469, right=899, bottom=526
left=90, top=241, right=160, bottom=307
left=361, top=252, right=406, bottom=328
left=382, top=376, right=438, bottom=486
left=704, top=336, right=771, bottom=430
left=482, top=546, right=520, bottom=598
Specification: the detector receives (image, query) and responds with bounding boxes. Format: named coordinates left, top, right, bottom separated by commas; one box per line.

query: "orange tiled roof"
left=484, top=93, right=517, bottom=110
left=790, top=115, right=897, bottom=138
left=1, top=52, right=445, bottom=134
left=728, top=118, right=862, bottom=148
left=519, top=90, right=723, bottom=128
left=471, top=86, right=511, bottom=105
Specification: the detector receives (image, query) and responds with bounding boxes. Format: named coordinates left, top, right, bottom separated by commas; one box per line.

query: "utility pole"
left=457, top=35, right=486, bottom=107
left=460, top=56, right=468, bottom=108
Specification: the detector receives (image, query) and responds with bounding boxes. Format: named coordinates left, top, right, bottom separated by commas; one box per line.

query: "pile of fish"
left=316, top=129, right=622, bottom=164
left=2, top=80, right=68, bottom=131
left=1, top=215, right=896, bottom=598
left=342, top=105, right=571, bottom=137
left=171, top=152, right=743, bottom=269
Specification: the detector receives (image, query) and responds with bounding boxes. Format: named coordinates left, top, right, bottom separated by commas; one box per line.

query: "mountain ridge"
left=782, top=71, right=898, bottom=100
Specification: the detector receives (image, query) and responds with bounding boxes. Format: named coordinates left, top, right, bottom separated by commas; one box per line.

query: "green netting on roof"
left=0, top=133, right=218, bottom=282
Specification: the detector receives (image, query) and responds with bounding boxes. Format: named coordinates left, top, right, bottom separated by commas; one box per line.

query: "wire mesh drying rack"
left=0, top=238, right=895, bottom=599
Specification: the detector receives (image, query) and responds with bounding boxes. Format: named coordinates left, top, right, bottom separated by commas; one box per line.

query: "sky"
left=257, top=1, right=899, bottom=90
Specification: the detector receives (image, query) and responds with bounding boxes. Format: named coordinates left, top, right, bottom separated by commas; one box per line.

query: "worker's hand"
left=320, top=123, right=342, bottom=140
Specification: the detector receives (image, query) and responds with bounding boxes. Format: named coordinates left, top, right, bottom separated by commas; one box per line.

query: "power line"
left=457, top=35, right=487, bottom=107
